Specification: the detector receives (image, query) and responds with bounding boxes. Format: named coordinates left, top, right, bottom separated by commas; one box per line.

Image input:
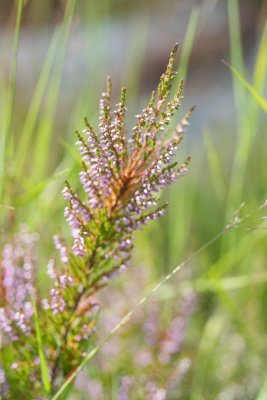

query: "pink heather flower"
left=60, top=45, right=191, bottom=282
left=0, top=227, right=38, bottom=343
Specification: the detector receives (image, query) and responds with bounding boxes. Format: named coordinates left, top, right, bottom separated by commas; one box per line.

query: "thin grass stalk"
left=32, top=294, right=51, bottom=397
left=166, top=7, right=199, bottom=271
left=32, top=0, right=75, bottom=183
left=15, top=0, right=75, bottom=180
left=0, top=0, right=23, bottom=202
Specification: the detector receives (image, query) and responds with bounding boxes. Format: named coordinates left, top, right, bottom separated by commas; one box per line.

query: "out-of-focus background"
left=1, top=0, right=267, bottom=399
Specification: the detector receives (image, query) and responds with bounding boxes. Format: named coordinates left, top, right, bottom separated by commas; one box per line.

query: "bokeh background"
left=1, top=0, right=267, bottom=399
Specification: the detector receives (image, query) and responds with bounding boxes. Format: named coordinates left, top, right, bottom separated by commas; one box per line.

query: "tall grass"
left=0, top=0, right=23, bottom=204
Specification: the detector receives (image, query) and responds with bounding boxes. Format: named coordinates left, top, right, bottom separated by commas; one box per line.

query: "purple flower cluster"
left=0, top=226, right=38, bottom=343
left=61, top=44, right=191, bottom=287
left=47, top=274, right=74, bottom=315
left=53, top=235, right=69, bottom=263
left=41, top=251, right=75, bottom=316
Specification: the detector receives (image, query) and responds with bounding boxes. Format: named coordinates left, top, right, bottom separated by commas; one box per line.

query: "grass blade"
left=31, top=295, right=51, bottom=396
left=15, top=27, right=61, bottom=177
left=225, top=0, right=246, bottom=212
left=179, top=5, right=200, bottom=82
left=253, top=22, right=267, bottom=92
left=32, top=0, right=75, bottom=183
left=166, top=6, right=199, bottom=270
left=4, top=0, right=24, bottom=156
left=203, top=129, right=226, bottom=204
left=219, top=1, right=266, bottom=258
left=0, top=0, right=24, bottom=201
left=15, top=168, right=70, bottom=206
left=15, top=0, right=75, bottom=179
left=223, top=60, right=267, bottom=113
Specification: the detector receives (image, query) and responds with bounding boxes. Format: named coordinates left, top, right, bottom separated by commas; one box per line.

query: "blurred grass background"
left=0, top=0, right=267, bottom=398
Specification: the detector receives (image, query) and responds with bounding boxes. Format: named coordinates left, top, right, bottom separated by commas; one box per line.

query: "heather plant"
left=0, top=44, right=193, bottom=398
